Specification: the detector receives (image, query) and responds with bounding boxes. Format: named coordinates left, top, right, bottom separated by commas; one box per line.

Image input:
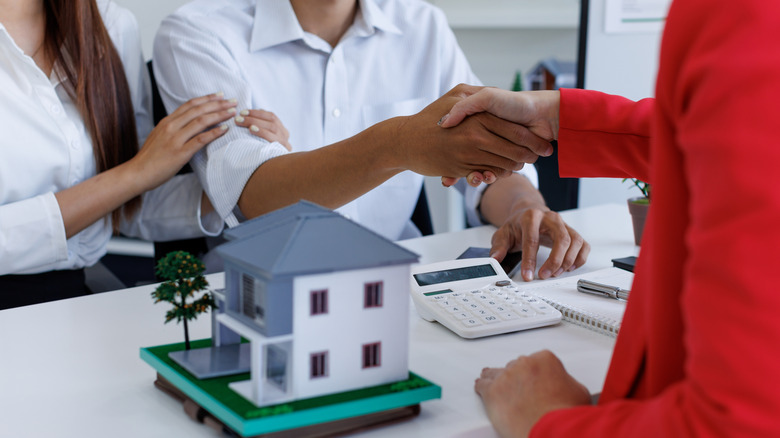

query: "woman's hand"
left=475, top=350, right=592, bottom=438
left=234, top=109, right=292, bottom=151
left=129, top=92, right=237, bottom=191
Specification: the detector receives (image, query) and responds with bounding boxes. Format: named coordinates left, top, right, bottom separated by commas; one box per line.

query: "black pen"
left=576, top=279, right=630, bottom=301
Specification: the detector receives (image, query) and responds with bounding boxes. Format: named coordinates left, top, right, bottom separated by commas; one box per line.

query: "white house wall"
left=290, top=264, right=411, bottom=399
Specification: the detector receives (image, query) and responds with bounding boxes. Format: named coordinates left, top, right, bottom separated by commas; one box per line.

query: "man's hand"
left=393, top=84, right=554, bottom=180
left=475, top=350, right=592, bottom=438
left=478, top=174, right=589, bottom=281
left=491, top=207, right=589, bottom=282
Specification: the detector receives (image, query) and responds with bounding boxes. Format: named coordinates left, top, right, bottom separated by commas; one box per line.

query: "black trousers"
left=0, top=269, right=88, bottom=310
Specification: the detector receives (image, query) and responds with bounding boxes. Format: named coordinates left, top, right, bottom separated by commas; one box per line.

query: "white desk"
left=0, top=204, right=636, bottom=437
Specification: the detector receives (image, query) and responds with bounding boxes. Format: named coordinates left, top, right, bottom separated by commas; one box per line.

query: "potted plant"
left=624, top=178, right=650, bottom=245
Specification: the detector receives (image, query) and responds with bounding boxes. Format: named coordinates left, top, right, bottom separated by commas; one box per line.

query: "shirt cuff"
left=197, top=194, right=225, bottom=236
left=464, top=165, right=540, bottom=227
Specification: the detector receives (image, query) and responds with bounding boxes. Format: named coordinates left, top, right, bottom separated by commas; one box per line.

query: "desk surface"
left=0, top=204, right=637, bottom=438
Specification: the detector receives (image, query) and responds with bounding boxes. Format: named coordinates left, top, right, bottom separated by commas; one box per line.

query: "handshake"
left=399, top=84, right=561, bottom=188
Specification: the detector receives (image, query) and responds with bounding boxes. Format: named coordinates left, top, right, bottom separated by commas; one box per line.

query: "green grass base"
left=140, top=339, right=441, bottom=436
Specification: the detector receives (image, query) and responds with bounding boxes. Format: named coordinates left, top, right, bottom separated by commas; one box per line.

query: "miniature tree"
left=152, top=251, right=215, bottom=350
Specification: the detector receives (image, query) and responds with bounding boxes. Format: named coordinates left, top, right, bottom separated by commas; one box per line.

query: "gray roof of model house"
left=216, top=202, right=419, bottom=278
left=223, top=200, right=334, bottom=241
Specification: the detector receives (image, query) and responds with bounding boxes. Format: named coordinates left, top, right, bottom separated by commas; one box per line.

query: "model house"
left=213, top=201, right=419, bottom=407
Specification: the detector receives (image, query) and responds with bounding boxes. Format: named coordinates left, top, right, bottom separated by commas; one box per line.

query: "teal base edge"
left=140, top=339, right=441, bottom=437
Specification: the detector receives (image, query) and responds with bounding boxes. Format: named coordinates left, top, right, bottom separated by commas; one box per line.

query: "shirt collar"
left=249, top=0, right=401, bottom=52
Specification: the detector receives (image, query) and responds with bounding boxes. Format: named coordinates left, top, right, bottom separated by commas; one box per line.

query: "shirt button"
left=332, top=108, right=341, bottom=118
left=51, top=105, right=61, bottom=114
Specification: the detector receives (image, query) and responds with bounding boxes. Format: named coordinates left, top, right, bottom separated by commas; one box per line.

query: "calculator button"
left=437, top=300, right=454, bottom=307
left=467, top=303, right=482, bottom=311
left=498, top=312, right=521, bottom=321
left=445, top=306, right=464, bottom=313
left=484, top=300, right=501, bottom=308
left=474, top=308, right=493, bottom=317
left=458, top=297, right=473, bottom=304
left=530, top=304, right=551, bottom=314
left=479, top=314, right=500, bottom=324
left=461, top=319, right=481, bottom=327
left=515, top=307, right=537, bottom=317
left=495, top=280, right=511, bottom=287
left=453, top=312, right=471, bottom=320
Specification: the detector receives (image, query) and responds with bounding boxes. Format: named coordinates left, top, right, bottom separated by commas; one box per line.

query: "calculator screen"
left=413, top=264, right=497, bottom=286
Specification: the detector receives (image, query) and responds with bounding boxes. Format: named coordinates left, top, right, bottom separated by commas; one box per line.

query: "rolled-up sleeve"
left=153, top=14, right=289, bottom=227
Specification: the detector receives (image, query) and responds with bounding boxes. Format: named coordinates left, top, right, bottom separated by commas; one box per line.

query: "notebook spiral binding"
left=536, top=297, right=621, bottom=337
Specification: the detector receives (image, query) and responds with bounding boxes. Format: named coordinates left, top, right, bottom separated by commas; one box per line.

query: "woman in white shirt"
left=0, top=0, right=237, bottom=308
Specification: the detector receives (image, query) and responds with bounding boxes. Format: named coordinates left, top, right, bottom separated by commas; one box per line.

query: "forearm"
left=479, top=173, right=548, bottom=227
left=54, top=162, right=146, bottom=238
left=238, top=119, right=403, bottom=217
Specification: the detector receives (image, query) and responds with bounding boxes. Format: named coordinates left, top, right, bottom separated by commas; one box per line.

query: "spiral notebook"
left=518, top=267, right=633, bottom=337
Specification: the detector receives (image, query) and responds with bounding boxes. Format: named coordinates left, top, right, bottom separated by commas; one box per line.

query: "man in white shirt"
left=153, top=0, right=589, bottom=281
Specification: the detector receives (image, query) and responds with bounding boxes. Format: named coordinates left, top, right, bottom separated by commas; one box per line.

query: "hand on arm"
left=475, top=350, right=592, bottom=438
left=479, top=174, right=589, bottom=281
left=55, top=93, right=236, bottom=238
left=235, top=109, right=292, bottom=151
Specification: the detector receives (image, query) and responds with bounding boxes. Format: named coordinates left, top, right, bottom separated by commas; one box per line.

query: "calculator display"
left=413, top=264, right=496, bottom=286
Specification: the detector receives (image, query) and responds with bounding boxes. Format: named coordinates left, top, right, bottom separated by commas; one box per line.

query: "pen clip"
left=576, top=279, right=629, bottom=301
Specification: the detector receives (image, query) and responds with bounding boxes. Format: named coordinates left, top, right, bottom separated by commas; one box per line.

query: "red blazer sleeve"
left=532, top=0, right=780, bottom=436
left=558, top=88, right=653, bottom=183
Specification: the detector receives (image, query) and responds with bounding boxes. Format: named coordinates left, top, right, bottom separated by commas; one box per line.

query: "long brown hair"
left=43, top=0, right=141, bottom=227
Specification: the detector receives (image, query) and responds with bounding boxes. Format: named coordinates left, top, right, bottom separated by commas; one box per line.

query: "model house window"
left=240, top=273, right=265, bottom=327
left=364, top=281, right=383, bottom=308
left=362, top=342, right=381, bottom=368
left=310, top=289, right=328, bottom=315
left=310, top=351, right=329, bottom=378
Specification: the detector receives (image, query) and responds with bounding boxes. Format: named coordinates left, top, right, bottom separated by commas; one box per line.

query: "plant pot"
left=627, top=197, right=650, bottom=246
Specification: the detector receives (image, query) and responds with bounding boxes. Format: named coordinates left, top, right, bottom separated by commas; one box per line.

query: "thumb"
left=439, top=89, right=493, bottom=128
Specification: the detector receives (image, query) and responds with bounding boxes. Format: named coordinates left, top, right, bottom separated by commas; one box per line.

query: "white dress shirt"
left=0, top=0, right=221, bottom=276
left=154, top=0, right=537, bottom=240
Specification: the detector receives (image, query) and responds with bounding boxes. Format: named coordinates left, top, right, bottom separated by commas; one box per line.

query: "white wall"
left=114, top=0, right=189, bottom=59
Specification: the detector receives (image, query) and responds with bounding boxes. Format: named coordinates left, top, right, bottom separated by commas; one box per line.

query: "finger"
left=520, top=212, right=543, bottom=281
left=482, top=171, right=498, bottom=184
left=240, top=109, right=282, bottom=123
left=177, top=106, right=238, bottom=142
left=480, top=367, right=503, bottom=379
left=181, top=124, right=229, bottom=156
left=466, top=172, right=484, bottom=187
left=166, top=98, right=237, bottom=135
left=477, top=113, right=554, bottom=158
left=570, top=239, right=591, bottom=271
left=441, top=176, right=459, bottom=187
left=489, top=225, right=514, bottom=264
left=166, top=94, right=236, bottom=129
left=557, top=230, right=587, bottom=273
left=237, top=118, right=279, bottom=136
left=169, top=91, right=229, bottom=116
left=536, top=219, right=571, bottom=280
left=439, top=88, right=494, bottom=128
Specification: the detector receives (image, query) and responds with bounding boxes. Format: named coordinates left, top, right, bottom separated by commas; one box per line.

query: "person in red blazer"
left=439, top=0, right=780, bottom=436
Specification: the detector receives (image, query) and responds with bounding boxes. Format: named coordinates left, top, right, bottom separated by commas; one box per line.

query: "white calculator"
left=410, top=257, right=562, bottom=339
